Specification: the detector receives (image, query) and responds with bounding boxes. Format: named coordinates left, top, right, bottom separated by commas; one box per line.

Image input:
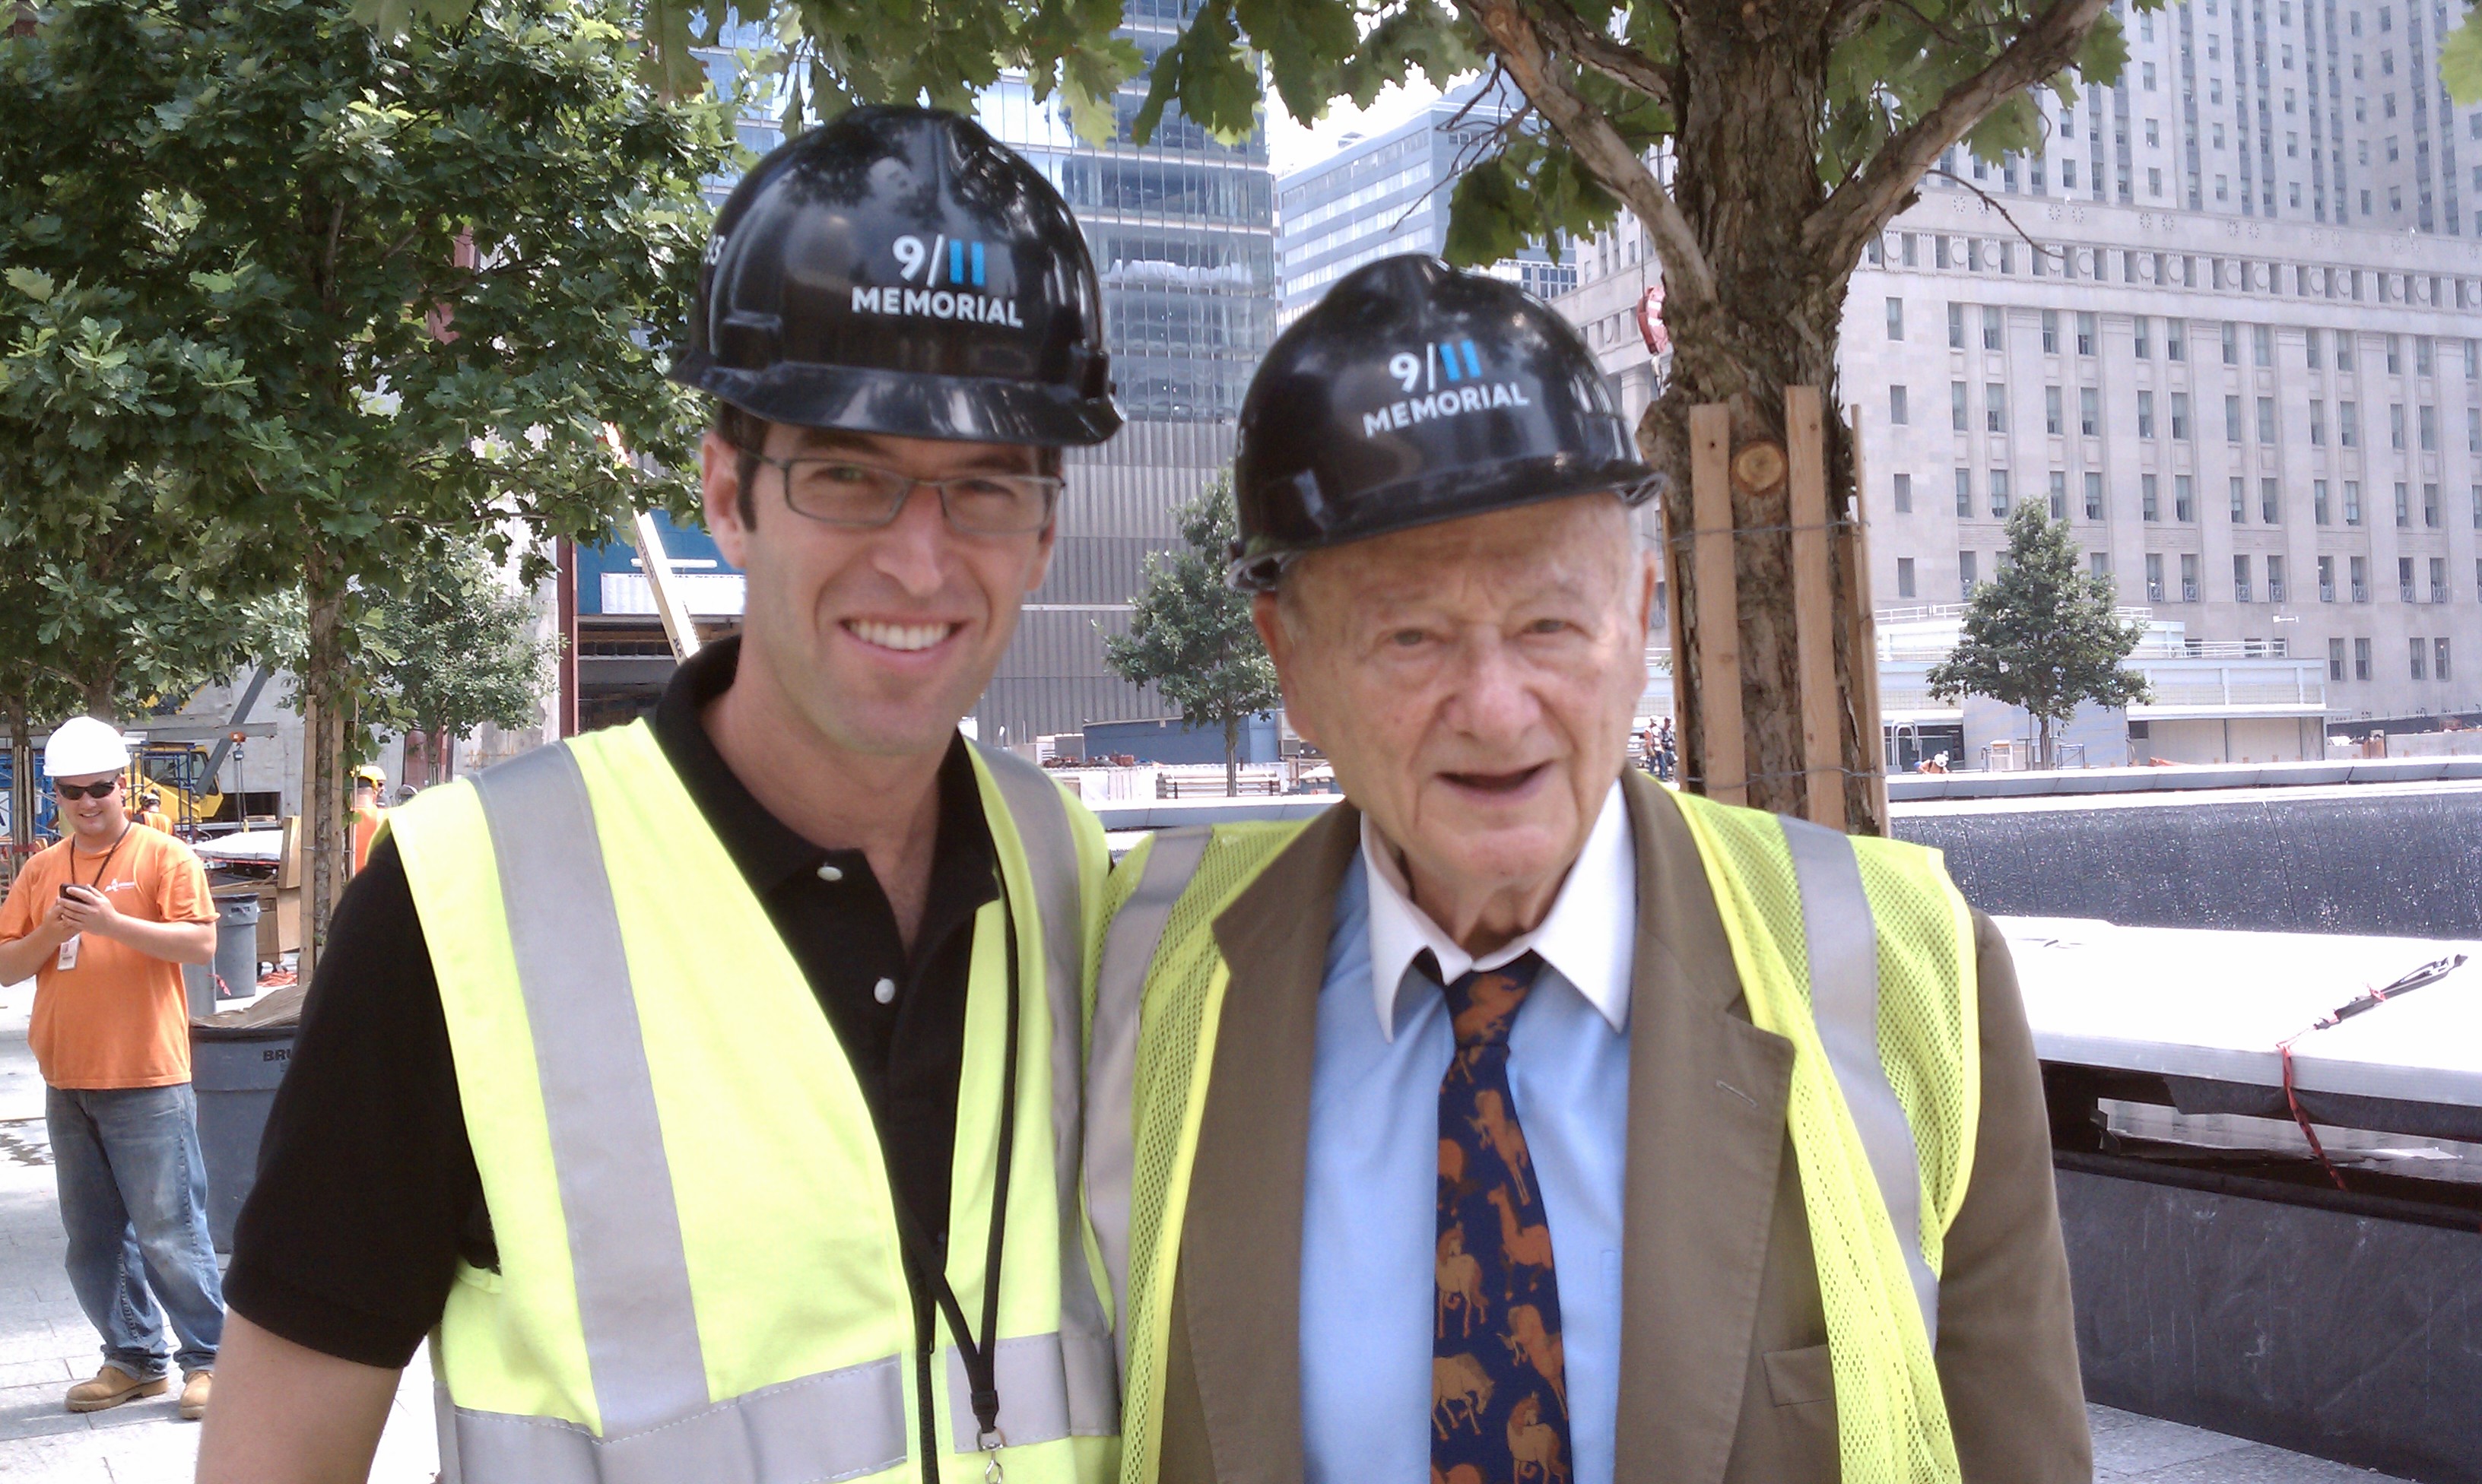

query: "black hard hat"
left=1230, top=255, right=1654, bottom=590
left=671, top=106, right=1120, bottom=447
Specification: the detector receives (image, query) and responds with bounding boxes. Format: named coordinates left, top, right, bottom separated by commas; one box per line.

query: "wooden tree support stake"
left=1844, top=403, right=1888, bottom=829
left=1687, top=404, right=1744, bottom=806
left=1785, top=387, right=1843, bottom=831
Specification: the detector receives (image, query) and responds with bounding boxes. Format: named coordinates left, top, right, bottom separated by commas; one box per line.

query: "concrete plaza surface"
left=0, top=977, right=2414, bottom=1483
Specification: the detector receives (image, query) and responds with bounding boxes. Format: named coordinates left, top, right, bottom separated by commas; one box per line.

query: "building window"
left=2133, top=316, right=2152, bottom=359
left=2084, top=472, right=2104, bottom=519
left=2046, top=386, right=2063, bottom=434
left=2261, top=478, right=2280, bottom=525
left=1948, top=303, right=1966, bottom=349
left=2336, top=335, right=2357, bottom=375
left=1982, top=306, right=2002, bottom=350
left=2077, top=312, right=2097, bottom=357
left=2433, top=556, right=2450, bottom=603
left=2418, top=405, right=2437, bottom=452
left=2386, top=334, right=2401, bottom=373
left=2175, top=475, right=2195, bottom=522
left=2329, top=636, right=2347, bottom=680
left=2389, top=404, right=2406, bottom=449
left=2169, top=392, right=2189, bottom=440
left=2344, top=480, right=2363, bottom=525
left=2416, top=338, right=2434, bottom=376
left=2041, top=310, right=2059, bottom=353
left=2166, top=322, right=2185, bottom=361
left=2306, top=328, right=2323, bottom=369
left=2143, top=474, right=2161, bottom=521
left=2352, top=554, right=2369, bottom=601
left=2233, top=553, right=2253, bottom=602
left=2440, top=639, right=2454, bottom=682
left=1896, top=557, right=1916, bottom=598
left=1952, top=382, right=1969, bottom=431
left=2254, top=325, right=2274, bottom=366
left=2469, top=408, right=2481, bottom=454
left=2355, top=636, right=2372, bottom=680
left=2138, top=390, right=2157, bottom=438
left=2339, top=401, right=2358, bottom=446
left=2396, top=481, right=2411, bottom=527
left=2080, top=387, right=2100, bottom=436
left=1887, top=297, right=1905, bottom=341
left=2314, top=480, right=2331, bottom=525
left=1985, top=384, right=2006, bottom=432
left=2049, top=470, right=2068, bottom=518
left=2424, top=484, right=2441, bottom=529
left=1893, top=471, right=1912, bottom=512
left=2257, top=397, right=2277, bottom=444
left=2399, top=556, right=2417, bottom=602
left=1990, top=470, right=2011, bottom=518
left=2309, top=401, right=2326, bottom=444
left=2181, top=553, right=2201, bottom=601
left=1959, top=550, right=1978, bottom=598
left=2146, top=552, right=2166, bottom=601
left=2266, top=555, right=2286, bottom=604
left=1955, top=468, right=1973, bottom=516
left=2319, top=554, right=2337, bottom=601
left=2229, top=477, right=2248, bottom=522
left=2222, top=322, right=2239, bottom=364
left=1890, top=385, right=1909, bottom=425
left=2410, top=638, right=2427, bottom=680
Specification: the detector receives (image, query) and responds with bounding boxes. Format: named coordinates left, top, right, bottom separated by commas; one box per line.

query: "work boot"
left=178, top=1369, right=211, bottom=1421
left=64, top=1365, right=167, bottom=1413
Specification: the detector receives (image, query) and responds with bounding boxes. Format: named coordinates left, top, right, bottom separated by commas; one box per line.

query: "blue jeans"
left=47, top=1084, right=226, bottom=1378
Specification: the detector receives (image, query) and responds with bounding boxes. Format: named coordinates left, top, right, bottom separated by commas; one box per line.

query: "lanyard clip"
left=978, top=1427, right=1007, bottom=1484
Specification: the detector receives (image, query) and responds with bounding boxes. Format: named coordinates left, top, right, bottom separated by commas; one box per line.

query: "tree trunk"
left=81, top=662, right=119, bottom=723
left=1223, top=716, right=1239, bottom=797
left=2038, top=714, right=2055, bottom=771
left=298, top=547, right=351, bottom=976
left=1646, top=27, right=1882, bottom=833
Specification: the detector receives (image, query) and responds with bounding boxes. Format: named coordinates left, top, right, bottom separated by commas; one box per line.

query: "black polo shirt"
left=225, top=636, right=998, bottom=1368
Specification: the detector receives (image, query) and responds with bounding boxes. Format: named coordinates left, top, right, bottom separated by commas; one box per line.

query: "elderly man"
left=1084, top=257, right=2088, bottom=1484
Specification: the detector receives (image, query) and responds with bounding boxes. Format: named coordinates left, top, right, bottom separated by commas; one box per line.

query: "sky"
left=1264, top=75, right=1461, bottom=179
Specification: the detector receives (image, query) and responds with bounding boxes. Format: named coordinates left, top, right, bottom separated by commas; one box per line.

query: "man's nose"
left=1441, top=633, right=1543, bottom=743
left=870, top=484, right=954, bottom=595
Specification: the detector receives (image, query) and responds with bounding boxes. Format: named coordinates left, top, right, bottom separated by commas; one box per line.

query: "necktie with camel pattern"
left=1431, top=952, right=1573, bottom=1484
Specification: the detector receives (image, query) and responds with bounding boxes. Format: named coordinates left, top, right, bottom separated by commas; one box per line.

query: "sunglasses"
left=54, top=779, right=121, bottom=801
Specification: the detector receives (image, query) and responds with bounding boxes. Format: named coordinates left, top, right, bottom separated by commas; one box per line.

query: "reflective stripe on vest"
left=974, top=743, right=1117, bottom=1369
left=1083, top=827, right=1212, bottom=1369
left=438, top=740, right=1107, bottom=1482
left=1779, top=813, right=1939, bottom=1347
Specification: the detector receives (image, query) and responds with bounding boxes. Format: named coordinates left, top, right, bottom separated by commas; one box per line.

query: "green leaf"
left=5, top=268, right=55, bottom=303
left=2445, top=9, right=2482, bottom=105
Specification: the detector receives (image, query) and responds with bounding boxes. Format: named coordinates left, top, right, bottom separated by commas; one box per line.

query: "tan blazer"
left=1148, top=770, right=2091, bottom=1484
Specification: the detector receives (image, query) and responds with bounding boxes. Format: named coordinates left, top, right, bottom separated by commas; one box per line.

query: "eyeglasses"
left=54, top=779, right=120, bottom=801
left=755, top=455, right=1062, bottom=536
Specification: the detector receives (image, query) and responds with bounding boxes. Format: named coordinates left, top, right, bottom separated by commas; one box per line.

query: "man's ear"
left=702, top=430, right=751, bottom=568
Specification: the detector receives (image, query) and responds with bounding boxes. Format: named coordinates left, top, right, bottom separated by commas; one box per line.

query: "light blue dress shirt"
left=1299, top=795, right=1635, bottom=1484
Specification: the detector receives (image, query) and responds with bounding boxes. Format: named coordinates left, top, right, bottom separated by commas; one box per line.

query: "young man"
left=201, top=108, right=1124, bottom=1484
left=0, top=715, right=222, bottom=1421
left=1089, top=258, right=2087, bottom=1484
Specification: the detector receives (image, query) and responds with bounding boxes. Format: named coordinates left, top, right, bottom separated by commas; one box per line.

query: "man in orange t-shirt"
left=348, top=766, right=386, bottom=875
left=0, top=717, right=223, bottom=1421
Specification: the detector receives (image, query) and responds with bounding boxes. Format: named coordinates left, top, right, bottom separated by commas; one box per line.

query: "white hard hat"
left=43, top=717, right=132, bottom=780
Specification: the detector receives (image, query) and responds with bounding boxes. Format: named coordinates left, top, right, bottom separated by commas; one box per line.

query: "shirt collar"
left=1360, top=779, right=1635, bottom=1042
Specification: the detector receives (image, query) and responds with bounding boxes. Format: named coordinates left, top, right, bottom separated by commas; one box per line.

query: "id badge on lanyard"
left=56, top=934, right=79, bottom=972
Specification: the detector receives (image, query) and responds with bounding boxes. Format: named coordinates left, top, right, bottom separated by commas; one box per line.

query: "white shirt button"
left=817, top=864, right=843, bottom=883
left=873, top=977, right=897, bottom=1004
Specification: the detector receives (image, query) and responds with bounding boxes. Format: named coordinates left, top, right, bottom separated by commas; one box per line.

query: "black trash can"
left=189, top=983, right=304, bottom=1253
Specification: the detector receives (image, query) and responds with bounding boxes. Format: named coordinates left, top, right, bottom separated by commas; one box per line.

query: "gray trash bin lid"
left=190, top=981, right=304, bottom=1038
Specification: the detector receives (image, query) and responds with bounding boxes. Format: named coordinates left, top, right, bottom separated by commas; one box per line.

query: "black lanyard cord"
left=887, top=870, right=1022, bottom=1472
left=75, top=824, right=134, bottom=895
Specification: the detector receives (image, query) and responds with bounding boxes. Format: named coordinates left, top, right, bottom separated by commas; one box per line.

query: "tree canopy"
left=1104, top=474, right=1281, bottom=794
left=1925, top=503, right=2149, bottom=768
left=1, top=0, right=732, bottom=958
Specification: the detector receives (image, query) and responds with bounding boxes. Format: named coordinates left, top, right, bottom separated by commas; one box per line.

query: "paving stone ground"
left=0, top=976, right=2414, bottom=1482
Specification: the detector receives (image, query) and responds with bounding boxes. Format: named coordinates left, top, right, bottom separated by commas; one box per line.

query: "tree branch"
left=1528, top=0, right=1673, bottom=113
left=1806, top=0, right=2106, bottom=274
left=1455, top=0, right=1717, bottom=310
left=1923, top=166, right=2065, bottom=261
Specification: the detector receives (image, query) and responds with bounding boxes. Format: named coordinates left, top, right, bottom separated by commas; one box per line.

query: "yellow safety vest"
left=389, top=721, right=1119, bottom=1484
left=1085, top=788, right=1979, bottom=1484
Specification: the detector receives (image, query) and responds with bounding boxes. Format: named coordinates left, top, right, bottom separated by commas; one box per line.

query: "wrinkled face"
left=704, top=423, right=1057, bottom=757
left=1259, top=495, right=1655, bottom=905
left=52, top=771, right=126, bottom=842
